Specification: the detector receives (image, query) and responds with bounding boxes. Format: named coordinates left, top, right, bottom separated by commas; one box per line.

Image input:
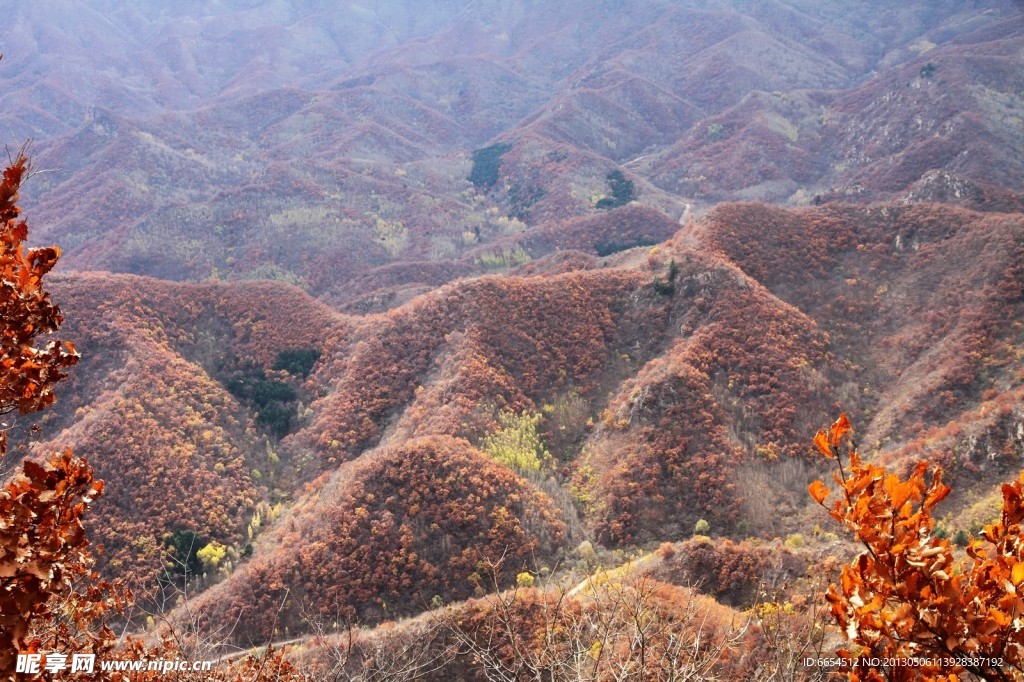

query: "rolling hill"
left=9, top=196, right=1019, bottom=650
left=1, top=0, right=1023, bottom=675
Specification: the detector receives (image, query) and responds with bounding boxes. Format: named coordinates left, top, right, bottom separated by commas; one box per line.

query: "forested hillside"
left=2, top=1, right=1023, bottom=679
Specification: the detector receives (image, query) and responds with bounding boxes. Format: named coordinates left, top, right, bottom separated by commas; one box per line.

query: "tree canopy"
left=812, top=413, right=1024, bottom=681
left=0, top=152, right=78, bottom=456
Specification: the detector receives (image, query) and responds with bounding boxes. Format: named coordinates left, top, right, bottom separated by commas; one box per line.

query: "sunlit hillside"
left=2, top=1, right=1023, bottom=679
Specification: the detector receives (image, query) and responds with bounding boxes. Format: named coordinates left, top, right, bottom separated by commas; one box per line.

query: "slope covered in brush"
left=694, top=201, right=1024, bottom=445
left=8, top=195, right=1021, bottom=656
left=16, top=274, right=345, bottom=583
left=190, top=435, right=567, bottom=642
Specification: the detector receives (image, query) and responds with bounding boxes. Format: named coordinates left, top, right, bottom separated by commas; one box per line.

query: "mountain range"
left=2, top=0, right=1023, bottom=672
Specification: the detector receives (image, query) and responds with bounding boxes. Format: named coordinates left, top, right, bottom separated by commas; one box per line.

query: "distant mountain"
left=3, top=0, right=1019, bottom=300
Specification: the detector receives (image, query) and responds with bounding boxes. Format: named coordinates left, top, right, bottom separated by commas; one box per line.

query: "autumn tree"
left=810, top=413, right=1024, bottom=681
left=0, top=149, right=91, bottom=677
left=0, top=450, right=112, bottom=677
left=595, top=170, right=637, bottom=210
left=0, top=151, right=79, bottom=458
left=480, top=410, right=552, bottom=476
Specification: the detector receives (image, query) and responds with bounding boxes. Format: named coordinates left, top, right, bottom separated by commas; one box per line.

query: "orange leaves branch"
left=0, top=151, right=78, bottom=456
left=810, top=413, right=1024, bottom=681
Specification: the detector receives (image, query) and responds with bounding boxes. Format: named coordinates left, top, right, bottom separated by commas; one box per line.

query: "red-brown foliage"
left=649, top=89, right=832, bottom=203
left=827, top=43, right=1024, bottom=195
left=193, top=435, right=566, bottom=642
left=301, top=269, right=646, bottom=464
left=580, top=249, right=836, bottom=544
left=24, top=194, right=1020, bottom=612
left=647, top=537, right=804, bottom=608
left=0, top=451, right=107, bottom=675
left=13, top=275, right=349, bottom=585
left=514, top=204, right=682, bottom=256
left=0, top=153, right=78, bottom=456
left=0, top=151, right=211, bottom=681
left=438, top=576, right=757, bottom=682
left=812, top=413, right=1024, bottom=680
left=0, top=149, right=97, bottom=677
left=697, top=201, right=1024, bottom=439
left=0, top=448, right=310, bottom=681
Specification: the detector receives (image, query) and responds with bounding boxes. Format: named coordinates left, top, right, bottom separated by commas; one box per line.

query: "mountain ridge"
left=1, top=1, right=1022, bottom=669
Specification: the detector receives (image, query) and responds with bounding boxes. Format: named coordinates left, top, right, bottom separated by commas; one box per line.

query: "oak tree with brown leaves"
left=0, top=450, right=111, bottom=678
left=0, top=152, right=79, bottom=456
left=811, top=413, right=1024, bottom=681
left=0, top=149, right=95, bottom=680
